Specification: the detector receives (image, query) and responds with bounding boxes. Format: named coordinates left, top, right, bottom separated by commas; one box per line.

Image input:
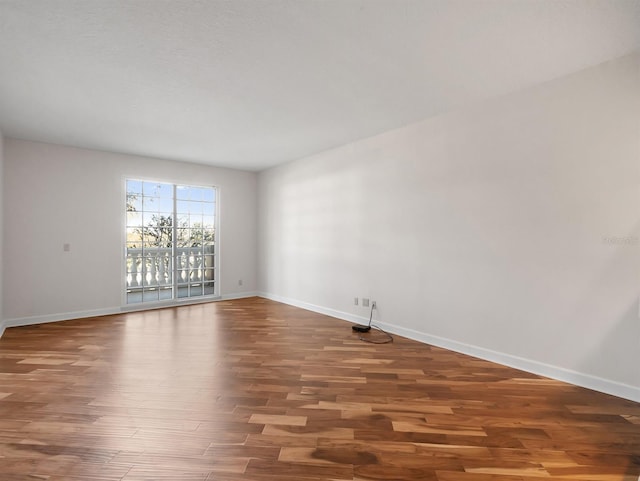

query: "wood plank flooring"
left=0, top=296, right=639, bottom=480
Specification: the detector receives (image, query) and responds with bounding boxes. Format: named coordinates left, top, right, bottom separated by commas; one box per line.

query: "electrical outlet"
left=238, top=279, right=243, bottom=286
left=362, top=298, right=369, bottom=307
left=372, top=301, right=377, bottom=309
left=354, top=297, right=359, bottom=306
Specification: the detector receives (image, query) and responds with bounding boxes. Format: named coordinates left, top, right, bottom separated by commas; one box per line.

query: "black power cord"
left=351, top=306, right=373, bottom=332
left=354, top=304, right=393, bottom=344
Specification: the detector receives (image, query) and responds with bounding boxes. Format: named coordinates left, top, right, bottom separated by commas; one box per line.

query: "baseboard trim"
left=378, top=321, right=640, bottom=403
left=2, top=307, right=123, bottom=331
left=258, top=292, right=370, bottom=325
left=219, top=291, right=260, bottom=301
left=258, top=292, right=640, bottom=403
left=0, top=292, right=259, bottom=338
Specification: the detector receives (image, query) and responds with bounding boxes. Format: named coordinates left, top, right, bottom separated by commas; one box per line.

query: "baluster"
left=194, top=250, right=202, bottom=282
left=149, top=252, right=158, bottom=286
left=204, top=245, right=213, bottom=280
left=129, top=251, right=139, bottom=287
left=140, top=256, right=146, bottom=287
left=158, top=250, right=167, bottom=286
left=166, top=250, right=173, bottom=284
left=188, top=249, right=195, bottom=282
left=180, top=251, right=188, bottom=283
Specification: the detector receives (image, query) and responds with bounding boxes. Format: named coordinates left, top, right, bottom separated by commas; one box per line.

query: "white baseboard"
left=2, top=306, right=123, bottom=332
left=258, top=292, right=640, bottom=403
left=0, top=292, right=260, bottom=338
left=219, top=291, right=259, bottom=301
left=379, top=321, right=640, bottom=403
left=259, top=292, right=370, bottom=325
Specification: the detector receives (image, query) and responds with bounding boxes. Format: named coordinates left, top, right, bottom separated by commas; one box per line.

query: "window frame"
left=121, top=177, right=220, bottom=307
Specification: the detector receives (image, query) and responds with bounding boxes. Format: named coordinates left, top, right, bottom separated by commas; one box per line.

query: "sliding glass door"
left=125, top=180, right=217, bottom=304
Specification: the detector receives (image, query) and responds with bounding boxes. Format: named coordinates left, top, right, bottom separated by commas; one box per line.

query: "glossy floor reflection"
left=0, top=297, right=638, bottom=480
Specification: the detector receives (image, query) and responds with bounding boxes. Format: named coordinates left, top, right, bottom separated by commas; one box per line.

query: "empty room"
left=0, top=0, right=639, bottom=479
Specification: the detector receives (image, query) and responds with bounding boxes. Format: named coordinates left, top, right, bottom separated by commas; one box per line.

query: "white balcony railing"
left=126, top=245, right=214, bottom=290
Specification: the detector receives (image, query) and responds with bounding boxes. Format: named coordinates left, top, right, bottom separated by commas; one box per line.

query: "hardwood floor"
left=0, top=297, right=638, bottom=480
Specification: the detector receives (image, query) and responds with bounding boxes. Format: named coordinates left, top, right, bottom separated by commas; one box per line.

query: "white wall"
left=258, top=52, right=640, bottom=401
left=3, top=140, right=257, bottom=324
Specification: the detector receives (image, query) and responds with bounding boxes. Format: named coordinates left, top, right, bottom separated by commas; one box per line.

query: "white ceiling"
left=0, top=0, right=639, bottom=171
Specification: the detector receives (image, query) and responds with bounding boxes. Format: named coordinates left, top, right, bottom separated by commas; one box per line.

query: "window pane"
left=127, top=180, right=143, bottom=195
left=126, top=196, right=142, bottom=213
left=143, top=289, right=159, bottom=302
left=143, top=181, right=168, bottom=196
left=176, top=229, right=190, bottom=247
left=176, top=213, right=189, bottom=228
left=127, top=212, right=142, bottom=227
left=203, top=189, right=214, bottom=202
left=202, top=215, right=215, bottom=228
left=189, top=187, right=205, bottom=202
left=176, top=200, right=190, bottom=214
left=176, top=186, right=190, bottom=200
left=156, top=183, right=172, bottom=198
left=142, top=196, right=158, bottom=211
left=189, top=201, right=204, bottom=215
left=126, top=227, right=140, bottom=240
left=158, top=197, right=173, bottom=213
left=127, top=291, right=143, bottom=304
left=186, top=214, right=199, bottom=227
left=177, top=269, right=189, bottom=285
left=189, top=255, right=203, bottom=268
left=204, top=268, right=214, bottom=281
left=159, top=286, right=173, bottom=300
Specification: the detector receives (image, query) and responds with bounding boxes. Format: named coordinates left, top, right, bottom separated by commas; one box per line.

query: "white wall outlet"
left=362, top=298, right=370, bottom=307
left=238, top=279, right=243, bottom=286
left=354, top=297, right=359, bottom=306
left=372, top=301, right=377, bottom=309
left=63, top=243, right=70, bottom=252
